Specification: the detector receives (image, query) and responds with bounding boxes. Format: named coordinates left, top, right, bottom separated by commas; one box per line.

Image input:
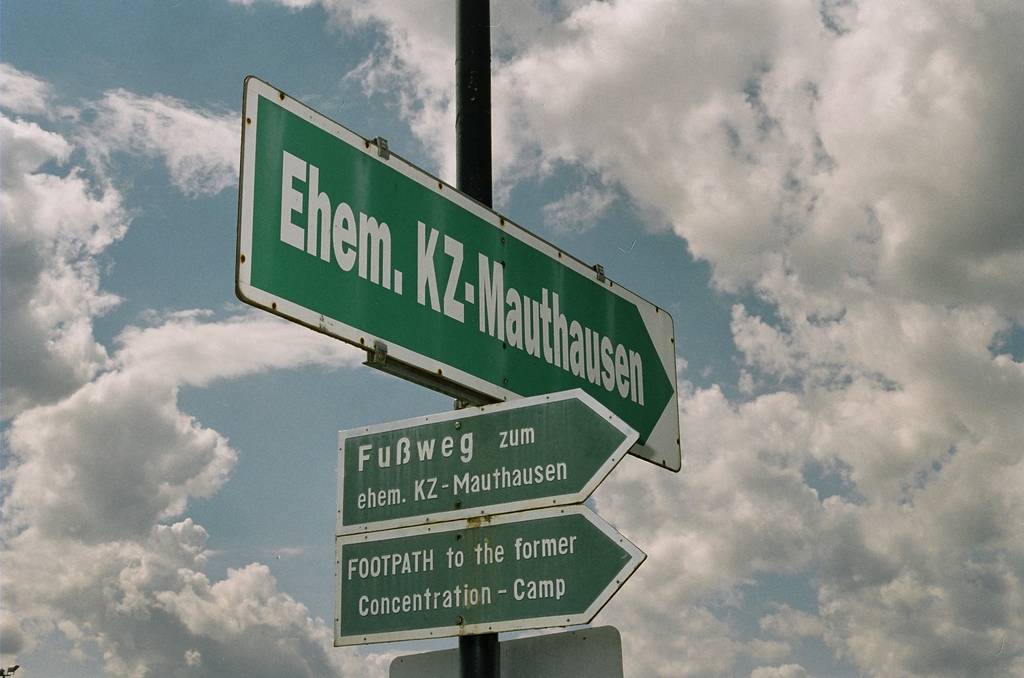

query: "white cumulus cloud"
left=0, top=63, right=54, bottom=115
left=750, top=664, right=811, bottom=678
left=0, top=67, right=379, bottom=676
left=6, top=0, right=1024, bottom=674
left=201, top=1, right=1024, bottom=674
left=541, top=184, right=616, bottom=234
left=1, top=108, right=127, bottom=416
left=85, top=89, right=239, bottom=197
left=2, top=311, right=365, bottom=672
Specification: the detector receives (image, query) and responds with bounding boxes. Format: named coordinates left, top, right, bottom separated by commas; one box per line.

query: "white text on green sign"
left=333, top=505, right=645, bottom=645
left=337, top=390, right=637, bottom=535
left=236, top=77, right=679, bottom=471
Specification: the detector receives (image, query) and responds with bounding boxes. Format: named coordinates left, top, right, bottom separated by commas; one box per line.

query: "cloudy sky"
left=3, top=1, right=1023, bottom=676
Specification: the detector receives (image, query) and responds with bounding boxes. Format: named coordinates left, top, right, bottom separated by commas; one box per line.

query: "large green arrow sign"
left=334, top=505, right=645, bottom=645
left=237, top=77, right=679, bottom=471
left=337, top=389, right=638, bottom=535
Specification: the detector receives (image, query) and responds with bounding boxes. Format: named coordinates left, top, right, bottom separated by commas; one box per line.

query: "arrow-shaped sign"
left=337, top=389, right=638, bottom=535
left=334, top=505, right=645, bottom=645
left=236, top=77, right=680, bottom=471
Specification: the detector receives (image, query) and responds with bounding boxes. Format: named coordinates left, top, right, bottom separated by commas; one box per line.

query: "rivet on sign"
left=271, top=302, right=277, bottom=310
left=454, top=421, right=462, bottom=430
left=278, top=92, right=285, bottom=100
left=245, top=117, right=251, bottom=125
left=239, top=254, right=246, bottom=263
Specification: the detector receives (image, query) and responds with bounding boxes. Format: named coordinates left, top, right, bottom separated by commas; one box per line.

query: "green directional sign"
left=236, top=76, right=679, bottom=471
left=334, top=505, right=645, bottom=645
left=337, top=389, right=638, bottom=535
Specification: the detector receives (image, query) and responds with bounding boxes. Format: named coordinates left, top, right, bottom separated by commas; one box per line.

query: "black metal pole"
left=456, top=0, right=492, bottom=208
left=456, top=2, right=498, bottom=678
left=459, top=632, right=499, bottom=678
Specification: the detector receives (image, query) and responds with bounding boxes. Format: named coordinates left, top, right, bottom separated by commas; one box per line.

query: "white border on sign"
left=236, top=76, right=679, bottom=471
left=333, top=504, right=646, bottom=646
left=336, top=389, right=639, bottom=535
